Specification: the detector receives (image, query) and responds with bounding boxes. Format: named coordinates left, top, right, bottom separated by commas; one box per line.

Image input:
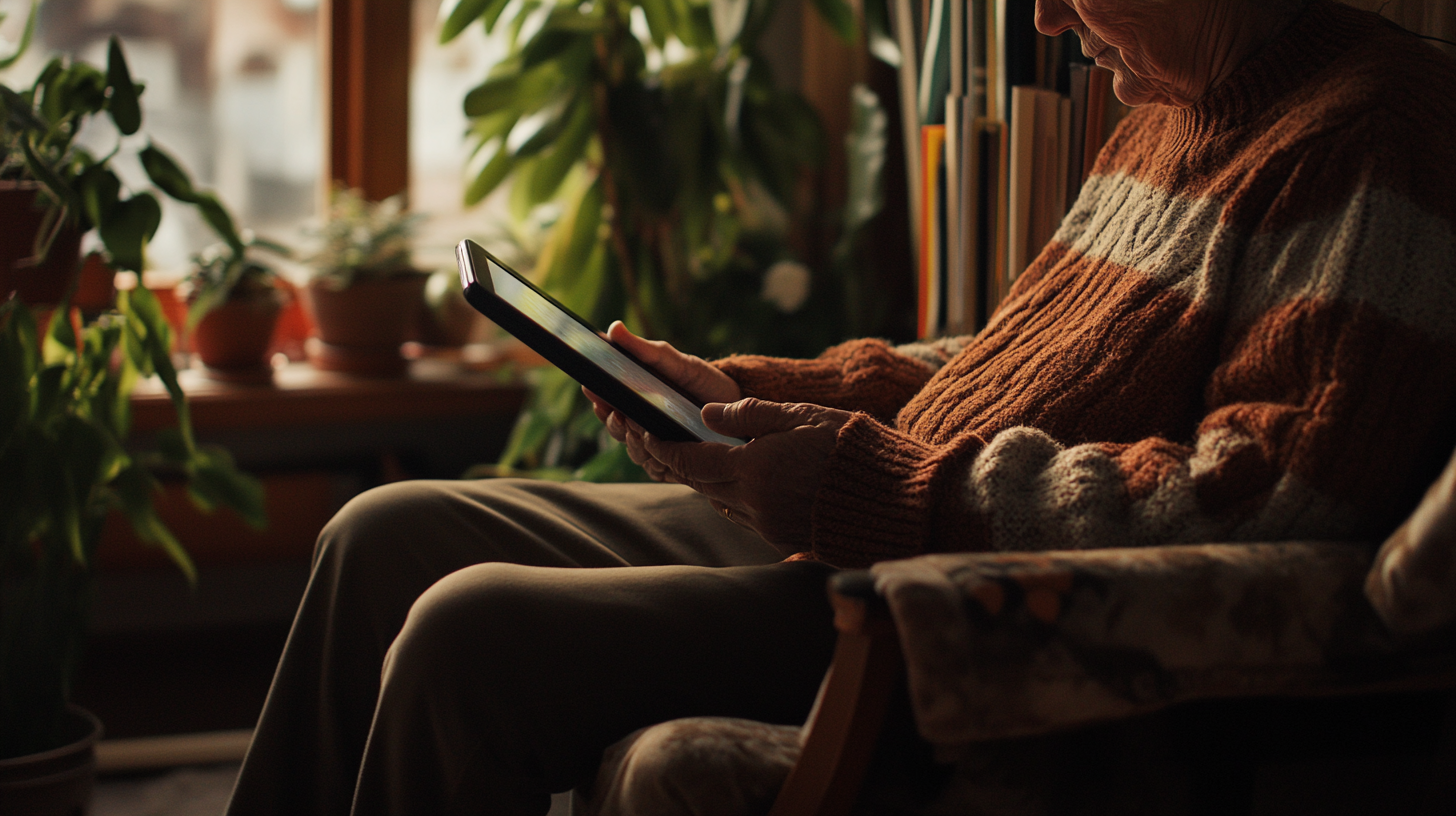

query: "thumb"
left=703, top=398, right=811, bottom=438
left=607, top=321, right=668, bottom=365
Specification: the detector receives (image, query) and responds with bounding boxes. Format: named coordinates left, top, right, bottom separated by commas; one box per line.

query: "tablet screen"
left=483, top=255, right=743, bottom=447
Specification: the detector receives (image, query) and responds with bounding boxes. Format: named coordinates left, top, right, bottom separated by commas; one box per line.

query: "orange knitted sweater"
left=716, top=0, right=1456, bottom=568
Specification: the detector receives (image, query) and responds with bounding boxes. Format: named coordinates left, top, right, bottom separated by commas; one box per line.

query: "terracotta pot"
left=0, top=705, right=102, bottom=816
left=192, top=290, right=285, bottom=384
left=1, top=182, right=84, bottom=306
left=303, top=275, right=427, bottom=377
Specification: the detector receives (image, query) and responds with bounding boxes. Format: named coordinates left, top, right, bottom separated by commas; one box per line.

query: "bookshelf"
left=900, top=0, right=1454, bottom=342
left=896, top=0, right=1131, bottom=340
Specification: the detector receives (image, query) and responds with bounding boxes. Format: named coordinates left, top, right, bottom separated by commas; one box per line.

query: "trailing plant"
left=180, top=237, right=285, bottom=330
left=1, top=9, right=266, bottom=758
left=442, top=0, right=891, bottom=479
left=136, top=144, right=289, bottom=329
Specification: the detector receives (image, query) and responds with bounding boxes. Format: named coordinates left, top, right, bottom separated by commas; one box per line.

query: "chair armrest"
left=768, top=571, right=902, bottom=816
left=869, top=542, right=1456, bottom=746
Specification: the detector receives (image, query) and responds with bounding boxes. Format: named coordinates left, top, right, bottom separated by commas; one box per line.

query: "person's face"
left=1035, top=0, right=1231, bottom=107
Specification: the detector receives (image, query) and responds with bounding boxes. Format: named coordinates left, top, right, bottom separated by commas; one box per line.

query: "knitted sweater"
left=716, top=0, right=1456, bottom=569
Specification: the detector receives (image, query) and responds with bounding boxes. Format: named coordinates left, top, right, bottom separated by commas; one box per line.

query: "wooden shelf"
left=130, top=360, right=527, bottom=433
left=105, top=360, right=528, bottom=571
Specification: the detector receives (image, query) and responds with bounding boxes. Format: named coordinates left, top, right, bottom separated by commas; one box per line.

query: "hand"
left=582, top=322, right=742, bottom=481
left=644, top=398, right=852, bottom=556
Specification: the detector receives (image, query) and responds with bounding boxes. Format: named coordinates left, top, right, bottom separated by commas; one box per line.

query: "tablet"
left=456, top=239, right=744, bottom=446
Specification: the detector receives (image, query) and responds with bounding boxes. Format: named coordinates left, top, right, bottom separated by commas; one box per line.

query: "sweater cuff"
left=810, top=413, right=944, bottom=568
left=713, top=354, right=855, bottom=405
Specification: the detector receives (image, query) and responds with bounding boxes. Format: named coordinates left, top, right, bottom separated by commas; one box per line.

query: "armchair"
left=587, top=452, right=1456, bottom=815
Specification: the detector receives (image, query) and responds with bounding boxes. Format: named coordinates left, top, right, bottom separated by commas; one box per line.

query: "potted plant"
left=441, top=0, right=889, bottom=479
left=301, top=186, right=427, bottom=377
left=1, top=10, right=265, bottom=811
left=142, top=146, right=294, bottom=383
left=181, top=238, right=289, bottom=382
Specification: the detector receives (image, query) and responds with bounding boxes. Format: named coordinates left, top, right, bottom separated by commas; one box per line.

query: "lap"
left=325, top=477, right=783, bottom=571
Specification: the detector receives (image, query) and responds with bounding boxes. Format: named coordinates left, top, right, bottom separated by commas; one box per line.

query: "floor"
left=94, top=764, right=242, bottom=816
left=92, top=766, right=576, bottom=816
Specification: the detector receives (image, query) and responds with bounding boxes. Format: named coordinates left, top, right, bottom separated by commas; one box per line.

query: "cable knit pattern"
left=714, top=338, right=943, bottom=425
left=720, top=1, right=1456, bottom=568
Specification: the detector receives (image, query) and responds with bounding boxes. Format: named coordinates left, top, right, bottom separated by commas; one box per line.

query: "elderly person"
left=228, top=0, right=1456, bottom=813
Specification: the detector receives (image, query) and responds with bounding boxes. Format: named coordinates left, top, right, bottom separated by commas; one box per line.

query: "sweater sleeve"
left=802, top=92, right=1456, bottom=570
left=712, top=335, right=970, bottom=425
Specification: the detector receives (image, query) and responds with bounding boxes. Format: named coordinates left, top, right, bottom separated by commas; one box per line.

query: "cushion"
left=587, top=717, right=801, bottom=816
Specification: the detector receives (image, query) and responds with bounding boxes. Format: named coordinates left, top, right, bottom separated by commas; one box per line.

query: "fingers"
left=584, top=386, right=645, bottom=445
left=583, top=387, right=613, bottom=424
left=607, top=321, right=675, bottom=367
left=642, top=434, right=737, bottom=487
left=702, top=398, right=824, bottom=438
left=607, top=322, right=741, bottom=405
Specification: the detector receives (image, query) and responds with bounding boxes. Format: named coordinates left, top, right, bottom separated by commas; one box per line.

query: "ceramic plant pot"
left=192, top=290, right=286, bottom=384
left=0, top=705, right=103, bottom=816
left=303, top=274, right=427, bottom=377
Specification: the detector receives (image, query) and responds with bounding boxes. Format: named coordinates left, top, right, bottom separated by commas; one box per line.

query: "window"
left=1, top=0, right=323, bottom=277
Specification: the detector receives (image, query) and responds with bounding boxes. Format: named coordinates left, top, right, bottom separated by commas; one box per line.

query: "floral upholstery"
left=868, top=541, right=1426, bottom=745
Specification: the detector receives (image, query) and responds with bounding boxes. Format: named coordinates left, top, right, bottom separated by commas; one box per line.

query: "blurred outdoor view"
left=0, top=0, right=507, bottom=282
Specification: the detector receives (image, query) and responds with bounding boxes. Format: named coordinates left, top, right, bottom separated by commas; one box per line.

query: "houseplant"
left=181, top=238, right=288, bottom=381
left=441, top=0, right=889, bottom=479
left=142, top=145, right=294, bottom=382
left=1, top=10, right=266, bottom=808
left=301, top=186, right=428, bottom=377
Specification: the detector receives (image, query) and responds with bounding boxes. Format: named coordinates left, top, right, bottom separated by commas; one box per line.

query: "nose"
left=1035, top=0, right=1080, bottom=36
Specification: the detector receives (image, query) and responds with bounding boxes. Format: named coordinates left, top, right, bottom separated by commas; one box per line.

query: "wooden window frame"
left=323, top=0, right=867, bottom=207
left=325, top=0, right=412, bottom=203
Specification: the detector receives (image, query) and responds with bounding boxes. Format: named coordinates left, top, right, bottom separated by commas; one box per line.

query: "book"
left=918, top=0, right=951, bottom=126
left=891, top=0, right=923, bottom=269
left=1008, top=85, right=1073, bottom=290
left=944, top=96, right=964, bottom=335
left=918, top=124, right=947, bottom=338
left=1006, top=86, right=1038, bottom=290
left=1066, top=63, right=1091, bottom=209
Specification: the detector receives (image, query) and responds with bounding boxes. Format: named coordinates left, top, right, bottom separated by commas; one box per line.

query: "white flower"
left=761, top=260, right=810, bottom=313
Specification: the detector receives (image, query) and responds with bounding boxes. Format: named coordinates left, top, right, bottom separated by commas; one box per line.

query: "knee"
left=313, top=481, right=456, bottom=572
left=385, top=562, right=541, bottom=674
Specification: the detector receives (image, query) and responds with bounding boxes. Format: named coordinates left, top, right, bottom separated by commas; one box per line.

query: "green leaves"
left=105, top=37, right=141, bottom=136
left=440, top=0, right=513, bottom=42
left=810, top=0, right=859, bottom=42
left=186, top=446, right=266, bottom=530
left=2, top=293, right=267, bottom=591
left=140, top=143, right=244, bottom=253
left=6, top=36, right=237, bottom=277
left=96, top=192, right=161, bottom=273
left=0, top=0, right=37, bottom=72
left=445, top=0, right=872, bottom=480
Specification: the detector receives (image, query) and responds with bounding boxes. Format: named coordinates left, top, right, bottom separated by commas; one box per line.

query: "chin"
left=1111, top=73, right=1189, bottom=108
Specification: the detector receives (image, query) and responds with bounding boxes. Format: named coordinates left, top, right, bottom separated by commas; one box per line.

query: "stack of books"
left=895, top=0, right=1131, bottom=339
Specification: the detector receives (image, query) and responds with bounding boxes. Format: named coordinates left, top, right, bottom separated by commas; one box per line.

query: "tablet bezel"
left=456, top=239, right=743, bottom=446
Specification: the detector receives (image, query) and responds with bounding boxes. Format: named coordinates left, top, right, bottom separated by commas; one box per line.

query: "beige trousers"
left=225, top=478, right=838, bottom=816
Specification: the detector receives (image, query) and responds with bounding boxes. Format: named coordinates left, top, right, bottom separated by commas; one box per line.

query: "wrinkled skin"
left=584, top=323, right=850, bottom=557
left=1034, top=0, right=1307, bottom=106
